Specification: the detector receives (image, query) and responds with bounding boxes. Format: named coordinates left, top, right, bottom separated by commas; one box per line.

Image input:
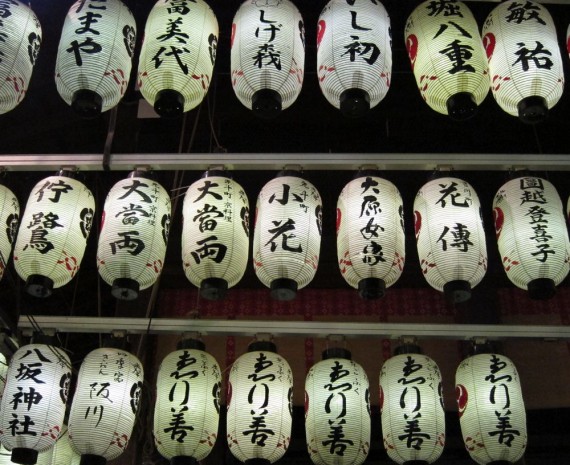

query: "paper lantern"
left=97, top=171, right=171, bottom=301
left=55, top=0, right=137, bottom=117
left=482, top=0, right=563, bottom=123
left=456, top=353, right=527, bottom=464
left=305, top=348, right=370, bottom=465
left=0, top=0, right=41, bottom=114
left=231, top=0, right=305, bottom=118
left=153, top=339, right=221, bottom=463
left=68, top=347, right=144, bottom=465
left=227, top=341, right=293, bottom=465
left=253, top=171, right=322, bottom=300
left=0, top=352, right=7, bottom=403
left=13, top=172, right=95, bottom=298
left=0, top=343, right=72, bottom=465
left=36, top=425, right=80, bottom=465
left=404, top=0, right=489, bottom=120
left=138, top=0, right=218, bottom=117
left=0, top=184, right=20, bottom=282
left=494, top=176, right=570, bottom=299
left=414, top=176, right=487, bottom=303
left=337, top=173, right=405, bottom=299
left=182, top=171, right=249, bottom=300
left=317, top=0, right=392, bottom=117
left=380, top=350, right=445, bottom=464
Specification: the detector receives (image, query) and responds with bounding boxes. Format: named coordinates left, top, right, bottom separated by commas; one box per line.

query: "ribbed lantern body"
left=414, top=177, right=487, bottom=296
left=305, top=357, right=370, bottom=465
left=336, top=175, right=405, bottom=295
left=0, top=344, right=72, bottom=460
left=0, top=185, right=20, bottom=281
left=97, top=175, right=171, bottom=295
left=154, top=348, right=221, bottom=460
left=227, top=350, right=293, bottom=463
left=493, top=177, right=570, bottom=294
left=404, top=0, right=489, bottom=117
left=36, top=426, right=80, bottom=465
left=379, top=354, right=445, bottom=464
left=0, top=0, right=41, bottom=114
left=456, top=353, right=527, bottom=464
left=55, top=0, right=137, bottom=113
left=482, top=0, right=563, bottom=120
left=182, top=175, right=250, bottom=291
left=231, top=0, right=305, bottom=114
left=138, top=0, right=218, bottom=113
left=0, top=353, right=8, bottom=403
left=68, top=348, right=144, bottom=462
left=317, top=0, right=392, bottom=112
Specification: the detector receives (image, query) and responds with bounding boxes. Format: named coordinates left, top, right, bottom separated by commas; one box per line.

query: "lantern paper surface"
left=36, top=425, right=80, bottom=465
left=231, top=0, right=305, bottom=115
left=493, top=176, right=570, bottom=295
left=404, top=0, right=489, bottom=118
left=379, top=353, right=445, bottom=464
left=456, top=353, right=527, bottom=464
left=138, top=0, right=218, bottom=114
left=337, top=175, right=405, bottom=297
left=227, top=350, right=293, bottom=463
left=0, top=185, right=19, bottom=282
left=68, top=348, right=144, bottom=461
left=55, top=0, right=137, bottom=114
left=305, top=357, right=370, bottom=465
left=0, top=353, right=7, bottom=403
left=482, top=0, right=563, bottom=122
left=0, top=0, right=41, bottom=114
left=154, top=348, right=221, bottom=460
left=317, top=0, right=392, bottom=114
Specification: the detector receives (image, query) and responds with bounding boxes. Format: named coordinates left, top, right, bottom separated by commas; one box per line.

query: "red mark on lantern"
left=413, top=210, right=422, bottom=240
left=456, top=384, right=468, bottom=418
left=231, top=23, right=236, bottom=48
left=58, top=251, right=79, bottom=277
left=492, top=74, right=511, bottom=92
left=482, top=32, right=496, bottom=60
left=318, top=65, right=335, bottom=82
left=335, top=208, right=342, bottom=235
left=493, top=207, right=504, bottom=239
left=338, top=250, right=352, bottom=274
left=405, top=34, right=418, bottom=71
left=317, top=20, right=326, bottom=48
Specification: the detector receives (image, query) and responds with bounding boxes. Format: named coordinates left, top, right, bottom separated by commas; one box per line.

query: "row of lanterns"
left=1, top=0, right=569, bottom=122
left=0, top=169, right=569, bottom=303
left=0, top=339, right=527, bottom=465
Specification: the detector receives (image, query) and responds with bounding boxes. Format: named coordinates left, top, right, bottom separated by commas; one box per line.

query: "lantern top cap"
left=322, top=347, right=351, bottom=360
left=202, top=169, right=231, bottom=179
left=275, top=169, right=302, bottom=178
left=248, top=340, right=277, bottom=353
left=394, top=343, right=423, bottom=355
left=176, top=338, right=206, bottom=351
left=128, top=170, right=152, bottom=180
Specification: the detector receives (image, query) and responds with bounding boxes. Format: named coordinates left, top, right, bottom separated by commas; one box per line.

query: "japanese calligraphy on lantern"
left=0, top=185, right=19, bottom=281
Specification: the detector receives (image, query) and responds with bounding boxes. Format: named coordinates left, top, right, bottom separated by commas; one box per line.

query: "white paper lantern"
left=68, top=348, right=144, bottom=465
left=380, top=351, right=445, bottom=465
left=0, top=343, right=72, bottom=465
left=414, top=176, right=487, bottom=303
left=0, top=184, right=19, bottom=282
left=182, top=172, right=250, bottom=300
left=482, top=0, right=563, bottom=123
left=0, top=0, right=41, bottom=114
left=55, top=0, right=137, bottom=117
left=305, top=348, right=370, bottom=465
left=317, top=0, right=392, bottom=117
left=231, top=0, right=305, bottom=118
left=337, top=174, right=405, bottom=299
left=404, top=0, right=489, bottom=119
left=97, top=172, right=171, bottom=301
left=13, top=172, right=95, bottom=298
left=456, top=353, right=527, bottom=465
left=153, top=340, right=221, bottom=463
left=138, top=0, right=218, bottom=117
left=494, top=176, right=570, bottom=299
left=227, top=341, right=293, bottom=465
left=0, top=352, right=7, bottom=403
left=253, top=171, right=322, bottom=300
left=36, top=425, right=80, bottom=465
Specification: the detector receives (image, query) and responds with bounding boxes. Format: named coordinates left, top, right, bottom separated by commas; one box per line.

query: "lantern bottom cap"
left=340, top=88, right=370, bottom=118
left=528, top=277, right=556, bottom=300
left=171, top=456, right=198, bottom=465
left=11, top=448, right=38, bottom=465
left=25, top=274, right=54, bottom=298
left=270, top=278, right=297, bottom=301
left=443, top=280, right=471, bottom=303
left=111, top=278, right=140, bottom=301
left=518, top=96, right=548, bottom=124
left=154, top=90, right=185, bottom=118
left=72, top=89, right=102, bottom=118
left=252, top=89, right=282, bottom=119
left=358, top=277, right=386, bottom=300
left=79, top=454, right=107, bottom=465
left=446, top=92, right=477, bottom=121
left=200, top=277, right=228, bottom=301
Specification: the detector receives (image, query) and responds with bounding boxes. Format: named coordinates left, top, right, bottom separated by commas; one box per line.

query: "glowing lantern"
left=154, top=339, right=221, bottom=463
left=182, top=171, right=249, bottom=300
left=13, top=171, right=95, bottom=298
left=227, top=341, right=293, bottom=464
left=337, top=173, right=405, bottom=299
left=305, top=348, right=370, bottom=465
left=0, top=343, right=72, bottom=465
left=253, top=171, right=322, bottom=301
left=138, top=0, right=218, bottom=118
left=414, top=176, right=487, bottom=303
left=97, top=171, right=171, bottom=301
left=456, top=353, right=527, bottom=464
left=317, top=0, right=392, bottom=117
left=404, top=0, right=489, bottom=120
left=0, top=184, right=19, bottom=281
left=482, top=0, right=563, bottom=124
left=55, top=0, right=137, bottom=117
left=0, top=352, right=7, bottom=402
left=68, top=347, right=144, bottom=465
left=0, top=0, right=41, bottom=115
left=36, top=425, right=80, bottom=465
left=231, top=0, right=305, bottom=118
left=494, top=176, right=570, bottom=299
